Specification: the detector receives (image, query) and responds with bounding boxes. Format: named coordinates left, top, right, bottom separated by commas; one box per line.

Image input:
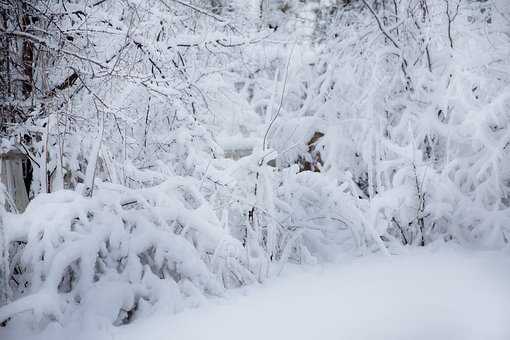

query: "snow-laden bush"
left=274, top=168, right=366, bottom=258
left=0, top=178, right=255, bottom=327
left=268, top=0, right=510, bottom=247
left=207, top=147, right=357, bottom=280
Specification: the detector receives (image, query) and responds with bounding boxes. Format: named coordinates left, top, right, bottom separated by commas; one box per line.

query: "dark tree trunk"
left=20, top=11, right=34, bottom=99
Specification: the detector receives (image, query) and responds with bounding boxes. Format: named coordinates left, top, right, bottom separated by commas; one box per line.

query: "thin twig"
left=361, top=0, right=400, bottom=49
left=158, top=0, right=227, bottom=23
left=262, top=43, right=295, bottom=152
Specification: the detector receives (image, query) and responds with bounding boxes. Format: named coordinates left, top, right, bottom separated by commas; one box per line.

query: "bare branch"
left=361, top=0, right=400, bottom=49
left=159, top=0, right=227, bottom=23
left=0, top=29, right=107, bottom=69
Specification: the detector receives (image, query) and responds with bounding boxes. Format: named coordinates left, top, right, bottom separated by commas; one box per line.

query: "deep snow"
left=2, top=245, right=510, bottom=340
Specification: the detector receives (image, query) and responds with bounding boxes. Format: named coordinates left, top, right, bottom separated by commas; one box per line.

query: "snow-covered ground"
left=2, top=245, right=510, bottom=340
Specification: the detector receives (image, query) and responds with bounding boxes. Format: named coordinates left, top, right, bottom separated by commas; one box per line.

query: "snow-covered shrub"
left=289, top=0, right=510, bottom=246
left=252, top=0, right=510, bottom=250
left=275, top=168, right=366, bottom=259
left=0, top=178, right=251, bottom=327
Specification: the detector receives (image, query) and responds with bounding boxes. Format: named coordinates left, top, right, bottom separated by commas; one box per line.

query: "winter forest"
left=0, top=0, right=509, bottom=339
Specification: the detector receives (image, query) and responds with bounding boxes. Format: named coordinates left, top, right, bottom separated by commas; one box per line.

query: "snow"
left=2, top=0, right=510, bottom=338
left=3, top=245, right=509, bottom=340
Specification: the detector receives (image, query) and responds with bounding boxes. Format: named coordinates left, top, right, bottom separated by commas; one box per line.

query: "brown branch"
left=45, top=71, right=78, bottom=97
